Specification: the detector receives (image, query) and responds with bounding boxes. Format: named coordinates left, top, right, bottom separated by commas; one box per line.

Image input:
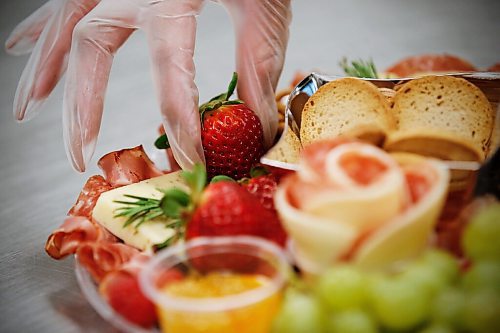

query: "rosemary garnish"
left=340, top=57, right=379, bottom=78
left=114, top=195, right=164, bottom=228
left=113, top=164, right=208, bottom=249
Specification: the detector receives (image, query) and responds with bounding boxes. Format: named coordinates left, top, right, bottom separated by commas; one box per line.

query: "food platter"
left=46, top=71, right=500, bottom=332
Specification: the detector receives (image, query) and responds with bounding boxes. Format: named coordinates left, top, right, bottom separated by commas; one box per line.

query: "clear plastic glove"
left=6, top=0, right=291, bottom=172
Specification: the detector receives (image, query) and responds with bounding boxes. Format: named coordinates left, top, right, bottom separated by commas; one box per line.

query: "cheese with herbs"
left=92, top=171, right=188, bottom=252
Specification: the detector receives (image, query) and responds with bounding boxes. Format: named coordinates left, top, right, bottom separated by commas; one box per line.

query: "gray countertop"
left=1, top=0, right=499, bottom=332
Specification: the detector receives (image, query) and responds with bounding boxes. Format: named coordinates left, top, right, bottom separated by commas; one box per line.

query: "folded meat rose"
left=275, top=139, right=450, bottom=273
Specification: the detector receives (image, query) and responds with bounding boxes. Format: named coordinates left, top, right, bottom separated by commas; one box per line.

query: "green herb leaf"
left=339, top=57, right=379, bottom=78
left=114, top=194, right=163, bottom=227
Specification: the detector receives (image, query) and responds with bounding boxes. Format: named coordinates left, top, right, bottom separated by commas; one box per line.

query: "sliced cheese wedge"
left=93, top=171, right=188, bottom=252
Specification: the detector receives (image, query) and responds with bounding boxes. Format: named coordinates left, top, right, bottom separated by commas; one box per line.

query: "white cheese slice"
left=92, top=171, right=188, bottom=252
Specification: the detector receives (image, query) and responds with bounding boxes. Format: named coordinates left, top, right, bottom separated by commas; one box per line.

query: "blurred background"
left=0, top=0, right=499, bottom=331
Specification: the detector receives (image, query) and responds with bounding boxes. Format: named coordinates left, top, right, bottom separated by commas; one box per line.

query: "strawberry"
left=100, top=271, right=157, bottom=328
left=244, top=173, right=279, bottom=211
left=186, top=180, right=286, bottom=246
left=155, top=72, right=264, bottom=180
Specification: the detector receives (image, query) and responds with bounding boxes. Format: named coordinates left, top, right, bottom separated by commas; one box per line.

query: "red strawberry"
left=155, top=73, right=264, bottom=180
left=186, top=180, right=286, bottom=247
left=116, top=164, right=288, bottom=254
left=200, top=73, right=264, bottom=179
left=244, top=174, right=279, bottom=211
left=100, top=271, right=157, bottom=328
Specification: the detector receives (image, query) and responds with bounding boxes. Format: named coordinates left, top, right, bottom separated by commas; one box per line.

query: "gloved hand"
left=6, top=0, right=291, bottom=172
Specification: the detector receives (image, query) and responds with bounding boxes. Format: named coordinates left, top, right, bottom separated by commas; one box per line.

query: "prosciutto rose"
left=275, top=139, right=449, bottom=273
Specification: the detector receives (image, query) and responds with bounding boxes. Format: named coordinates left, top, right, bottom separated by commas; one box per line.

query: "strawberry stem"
left=224, top=72, right=238, bottom=101
left=199, top=72, right=243, bottom=114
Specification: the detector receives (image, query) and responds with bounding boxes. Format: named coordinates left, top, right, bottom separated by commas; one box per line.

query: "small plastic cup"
left=139, top=236, right=290, bottom=333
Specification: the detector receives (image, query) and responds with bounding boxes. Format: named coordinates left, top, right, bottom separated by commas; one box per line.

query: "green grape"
left=463, top=203, right=500, bottom=261
left=463, top=289, right=500, bottom=333
left=419, top=249, right=460, bottom=283
left=369, top=275, right=431, bottom=331
left=431, top=287, right=465, bottom=329
left=418, top=322, right=454, bottom=333
left=400, top=263, right=447, bottom=297
left=462, top=260, right=500, bottom=293
left=271, top=289, right=326, bottom=333
left=325, top=310, right=378, bottom=333
left=314, top=265, right=367, bottom=311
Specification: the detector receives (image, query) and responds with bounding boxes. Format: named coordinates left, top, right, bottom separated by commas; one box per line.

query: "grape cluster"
left=272, top=204, right=500, bottom=333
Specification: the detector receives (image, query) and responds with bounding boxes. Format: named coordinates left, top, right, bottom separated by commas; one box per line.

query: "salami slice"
left=386, top=54, right=476, bottom=77
left=68, top=175, right=112, bottom=218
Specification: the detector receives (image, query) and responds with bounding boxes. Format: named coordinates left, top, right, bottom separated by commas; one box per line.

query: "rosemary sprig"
left=339, top=57, right=379, bottom=78
left=114, top=195, right=163, bottom=228
left=113, top=164, right=208, bottom=249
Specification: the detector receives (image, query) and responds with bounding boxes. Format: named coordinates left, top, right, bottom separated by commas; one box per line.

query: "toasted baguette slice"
left=300, top=78, right=395, bottom=147
left=386, top=75, right=494, bottom=161
left=263, top=128, right=302, bottom=164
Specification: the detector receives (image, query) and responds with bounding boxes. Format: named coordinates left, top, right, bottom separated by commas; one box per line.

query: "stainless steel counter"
left=1, top=0, right=499, bottom=332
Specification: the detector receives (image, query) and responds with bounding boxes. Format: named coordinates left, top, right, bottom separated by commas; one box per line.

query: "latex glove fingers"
left=13, top=0, right=99, bottom=122
left=221, top=0, right=292, bottom=148
left=63, top=0, right=136, bottom=172
left=5, top=0, right=58, bottom=55
left=64, top=0, right=205, bottom=172
left=144, top=0, right=205, bottom=170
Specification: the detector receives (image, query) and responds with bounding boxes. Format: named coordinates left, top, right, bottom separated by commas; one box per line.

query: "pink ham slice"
left=45, top=216, right=116, bottom=259
left=98, top=145, right=164, bottom=187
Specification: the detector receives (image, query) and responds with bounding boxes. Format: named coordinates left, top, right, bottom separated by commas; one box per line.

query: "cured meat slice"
left=353, top=154, right=449, bottom=270
left=291, top=141, right=408, bottom=232
left=98, top=145, right=164, bottom=187
left=275, top=140, right=449, bottom=274
left=45, top=216, right=116, bottom=259
left=386, top=54, right=477, bottom=77
left=76, top=242, right=139, bottom=282
left=68, top=175, right=112, bottom=218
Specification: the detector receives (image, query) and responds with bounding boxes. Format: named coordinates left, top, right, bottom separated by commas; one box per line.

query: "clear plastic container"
left=139, top=236, right=290, bottom=333
left=75, top=257, right=159, bottom=333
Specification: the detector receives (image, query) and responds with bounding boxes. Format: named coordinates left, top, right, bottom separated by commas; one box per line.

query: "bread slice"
left=386, top=75, right=494, bottom=161
left=263, top=128, right=302, bottom=164
left=300, top=78, right=395, bottom=147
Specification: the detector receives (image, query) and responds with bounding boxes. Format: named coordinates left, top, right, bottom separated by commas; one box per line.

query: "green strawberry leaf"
left=250, top=165, right=270, bottom=178
left=210, top=175, right=236, bottom=184
left=154, top=133, right=170, bottom=150
left=182, top=163, right=207, bottom=204
left=224, top=72, right=238, bottom=101
left=158, top=187, right=191, bottom=218
left=199, top=72, right=243, bottom=118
